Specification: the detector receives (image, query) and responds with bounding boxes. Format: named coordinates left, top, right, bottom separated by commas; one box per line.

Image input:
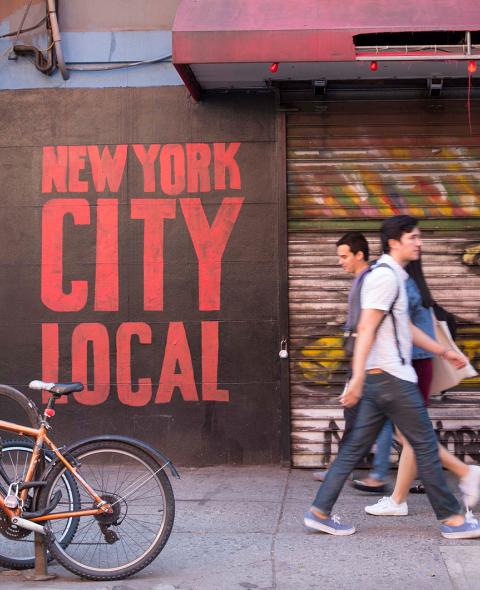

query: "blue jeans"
left=369, top=420, right=393, bottom=481
left=312, top=372, right=461, bottom=521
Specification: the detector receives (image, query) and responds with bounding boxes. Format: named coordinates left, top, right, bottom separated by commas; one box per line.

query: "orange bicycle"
left=0, top=380, right=178, bottom=580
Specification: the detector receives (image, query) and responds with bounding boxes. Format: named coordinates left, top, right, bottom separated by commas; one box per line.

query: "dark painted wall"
left=0, top=87, right=283, bottom=465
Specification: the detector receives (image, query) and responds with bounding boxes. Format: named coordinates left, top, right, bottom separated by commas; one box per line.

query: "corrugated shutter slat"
left=287, top=99, right=480, bottom=468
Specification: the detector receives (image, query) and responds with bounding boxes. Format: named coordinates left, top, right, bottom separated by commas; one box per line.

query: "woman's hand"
left=443, top=349, right=468, bottom=369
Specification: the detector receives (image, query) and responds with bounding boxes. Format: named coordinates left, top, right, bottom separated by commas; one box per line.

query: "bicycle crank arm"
left=11, top=516, right=45, bottom=535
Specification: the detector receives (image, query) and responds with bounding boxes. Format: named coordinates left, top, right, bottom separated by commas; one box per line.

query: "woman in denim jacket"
left=406, top=262, right=436, bottom=406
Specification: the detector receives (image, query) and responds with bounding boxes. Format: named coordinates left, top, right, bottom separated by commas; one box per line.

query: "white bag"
left=429, top=311, right=478, bottom=395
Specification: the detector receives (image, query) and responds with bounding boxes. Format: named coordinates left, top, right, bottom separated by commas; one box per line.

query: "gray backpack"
left=343, top=263, right=405, bottom=365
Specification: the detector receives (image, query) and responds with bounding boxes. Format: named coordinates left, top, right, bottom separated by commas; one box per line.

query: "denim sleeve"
left=406, top=278, right=421, bottom=319
left=407, top=278, right=435, bottom=359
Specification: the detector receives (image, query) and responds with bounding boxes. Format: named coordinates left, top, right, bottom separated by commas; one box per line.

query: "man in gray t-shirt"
left=313, top=232, right=392, bottom=492
left=304, top=215, right=480, bottom=540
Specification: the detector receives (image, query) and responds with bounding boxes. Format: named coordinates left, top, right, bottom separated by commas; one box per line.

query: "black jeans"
left=312, top=372, right=461, bottom=521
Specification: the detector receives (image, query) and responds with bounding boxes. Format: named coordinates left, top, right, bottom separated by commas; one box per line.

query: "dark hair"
left=406, top=259, right=435, bottom=308
left=336, top=231, right=369, bottom=261
left=381, top=215, right=418, bottom=253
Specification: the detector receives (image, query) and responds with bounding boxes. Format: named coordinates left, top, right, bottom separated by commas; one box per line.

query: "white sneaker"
left=365, top=496, right=408, bottom=516
left=459, top=465, right=480, bottom=509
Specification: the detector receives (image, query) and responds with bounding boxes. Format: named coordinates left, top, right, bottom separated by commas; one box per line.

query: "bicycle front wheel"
left=37, top=440, right=175, bottom=581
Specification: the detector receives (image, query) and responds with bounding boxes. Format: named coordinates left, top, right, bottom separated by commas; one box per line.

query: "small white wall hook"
left=279, top=338, right=289, bottom=359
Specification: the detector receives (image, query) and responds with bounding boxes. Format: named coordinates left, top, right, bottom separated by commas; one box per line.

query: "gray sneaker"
left=440, top=513, right=480, bottom=539
left=304, top=510, right=355, bottom=536
left=313, top=470, right=328, bottom=482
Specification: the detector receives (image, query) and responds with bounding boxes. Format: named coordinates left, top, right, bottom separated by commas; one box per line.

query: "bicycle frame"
left=0, top=418, right=112, bottom=524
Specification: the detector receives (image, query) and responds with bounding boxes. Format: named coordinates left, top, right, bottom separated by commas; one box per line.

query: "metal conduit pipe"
left=46, top=0, right=68, bottom=80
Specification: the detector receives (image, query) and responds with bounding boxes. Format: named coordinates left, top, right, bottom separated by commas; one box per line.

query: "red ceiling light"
left=269, top=62, right=279, bottom=73
left=370, top=61, right=378, bottom=72
left=468, top=60, right=477, bottom=74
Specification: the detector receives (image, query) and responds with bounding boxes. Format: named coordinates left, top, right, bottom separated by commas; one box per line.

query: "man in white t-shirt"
left=304, top=215, right=480, bottom=539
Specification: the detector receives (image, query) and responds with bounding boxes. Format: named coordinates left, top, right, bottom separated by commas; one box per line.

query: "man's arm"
left=341, top=316, right=469, bottom=408
left=340, top=265, right=398, bottom=408
left=411, top=323, right=467, bottom=368
left=340, top=308, right=384, bottom=408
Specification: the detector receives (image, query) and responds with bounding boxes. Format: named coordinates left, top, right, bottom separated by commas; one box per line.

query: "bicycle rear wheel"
left=0, top=439, right=80, bottom=570
left=37, top=440, right=175, bottom=581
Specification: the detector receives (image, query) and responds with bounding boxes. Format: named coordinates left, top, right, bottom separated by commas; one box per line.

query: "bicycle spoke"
left=70, top=519, right=97, bottom=536
left=123, top=515, right=162, bottom=531
left=71, top=518, right=97, bottom=548
left=114, top=538, right=120, bottom=569
left=117, top=525, right=150, bottom=554
left=99, top=463, right=107, bottom=494
left=112, top=462, right=122, bottom=495
left=119, top=534, right=129, bottom=564
left=123, top=514, right=158, bottom=532
left=83, top=461, right=104, bottom=494
left=123, top=492, right=165, bottom=502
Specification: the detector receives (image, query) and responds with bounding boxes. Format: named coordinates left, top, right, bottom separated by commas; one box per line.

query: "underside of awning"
left=173, top=0, right=480, bottom=99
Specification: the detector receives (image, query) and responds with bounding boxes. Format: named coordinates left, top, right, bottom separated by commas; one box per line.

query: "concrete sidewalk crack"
left=270, top=468, right=291, bottom=590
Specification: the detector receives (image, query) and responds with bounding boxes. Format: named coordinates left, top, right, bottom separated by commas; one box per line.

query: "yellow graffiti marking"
left=463, top=244, right=480, bottom=266
left=299, top=335, right=480, bottom=387
left=299, top=336, right=344, bottom=385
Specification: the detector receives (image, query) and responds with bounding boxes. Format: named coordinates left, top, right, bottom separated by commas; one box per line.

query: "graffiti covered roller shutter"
left=287, top=99, right=480, bottom=468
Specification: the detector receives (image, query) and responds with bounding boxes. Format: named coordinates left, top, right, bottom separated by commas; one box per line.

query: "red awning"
left=173, top=0, right=480, bottom=99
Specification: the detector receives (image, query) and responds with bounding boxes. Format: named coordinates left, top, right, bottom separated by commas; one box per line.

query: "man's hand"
left=444, top=349, right=468, bottom=369
left=340, top=376, right=364, bottom=408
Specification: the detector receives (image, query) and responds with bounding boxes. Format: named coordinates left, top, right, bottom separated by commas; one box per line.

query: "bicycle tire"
left=0, top=384, right=41, bottom=429
left=0, top=439, right=80, bottom=570
left=37, top=440, right=175, bottom=581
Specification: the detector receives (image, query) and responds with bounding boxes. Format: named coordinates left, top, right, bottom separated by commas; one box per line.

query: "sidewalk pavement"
left=1, top=466, right=480, bottom=590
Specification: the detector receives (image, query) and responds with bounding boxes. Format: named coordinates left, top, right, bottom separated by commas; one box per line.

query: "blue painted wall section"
left=0, top=30, right=182, bottom=89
